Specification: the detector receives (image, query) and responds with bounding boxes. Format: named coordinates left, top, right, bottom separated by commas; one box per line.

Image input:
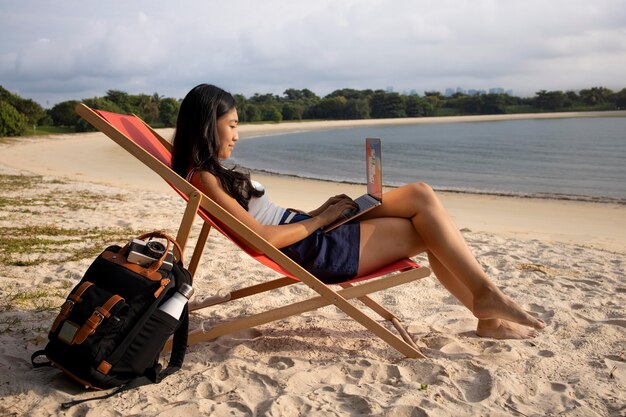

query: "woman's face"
left=216, top=108, right=239, bottom=160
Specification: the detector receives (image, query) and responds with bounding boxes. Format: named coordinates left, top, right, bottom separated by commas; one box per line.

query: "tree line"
left=1, top=84, right=625, bottom=137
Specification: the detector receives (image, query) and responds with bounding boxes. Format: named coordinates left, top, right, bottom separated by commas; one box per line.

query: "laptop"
left=324, top=138, right=383, bottom=232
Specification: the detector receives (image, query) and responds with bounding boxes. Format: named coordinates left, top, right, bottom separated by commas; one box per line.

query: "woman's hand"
left=309, top=194, right=354, bottom=217
left=316, top=195, right=358, bottom=227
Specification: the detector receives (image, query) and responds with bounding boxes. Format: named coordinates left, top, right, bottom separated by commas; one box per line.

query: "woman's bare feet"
left=472, top=287, right=545, bottom=330
left=476, top=319, right=539, bottom=339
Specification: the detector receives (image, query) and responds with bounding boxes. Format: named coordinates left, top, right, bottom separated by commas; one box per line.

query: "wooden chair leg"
left=188, top=221, right=212, bottom=278
left=189, top=276, right=296, bottom=311
left=176, top=191, right=202, bottom=257
left=171, top=268, right=429, bottom=358
left=341, top=279, right=419, bottom=350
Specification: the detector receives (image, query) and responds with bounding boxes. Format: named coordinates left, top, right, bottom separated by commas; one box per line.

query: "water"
left=232, top=117, right=626, bottom=203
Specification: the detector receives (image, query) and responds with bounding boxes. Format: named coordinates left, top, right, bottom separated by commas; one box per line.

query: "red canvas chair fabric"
left=78, top=104, right=431, bottom=358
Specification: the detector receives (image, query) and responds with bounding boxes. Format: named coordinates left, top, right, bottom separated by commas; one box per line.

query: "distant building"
left=444, top=86, right=512, bottom=96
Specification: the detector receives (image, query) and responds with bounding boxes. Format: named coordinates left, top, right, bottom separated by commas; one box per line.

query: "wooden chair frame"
left=75, top=103, right=431, bottom=358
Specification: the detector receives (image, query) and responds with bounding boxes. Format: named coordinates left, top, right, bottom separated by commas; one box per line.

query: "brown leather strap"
left=51, top=300, right=74, bottom=332
left=119, top=231, right=184, bottom=266
left=69, top=281, right=94, bottom=303
left=97, top=294, right=124, bottom=318
left=73, top=295, right=124, bottom=345
left=51, top=282, right=94, bottom=332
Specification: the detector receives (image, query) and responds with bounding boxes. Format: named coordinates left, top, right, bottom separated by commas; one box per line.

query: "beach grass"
left=0, top=173, right=137, bottom=266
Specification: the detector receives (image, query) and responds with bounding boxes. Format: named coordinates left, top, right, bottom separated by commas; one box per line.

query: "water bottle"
left=158, top=283, right=194, bottom=320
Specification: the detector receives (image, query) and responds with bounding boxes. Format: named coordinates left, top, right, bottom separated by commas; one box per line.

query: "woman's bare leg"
left=358, top=217, right=540, bottom=338
left=427, top=253, right=539, bottom=339
left=358, top=182, right=545, bottom=330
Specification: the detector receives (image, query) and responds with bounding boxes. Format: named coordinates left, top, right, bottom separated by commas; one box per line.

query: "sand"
left=0, top=113, right=625, bottom=416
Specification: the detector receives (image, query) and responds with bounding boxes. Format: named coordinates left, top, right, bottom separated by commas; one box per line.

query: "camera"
left=127, top=238, right=174, bottom=271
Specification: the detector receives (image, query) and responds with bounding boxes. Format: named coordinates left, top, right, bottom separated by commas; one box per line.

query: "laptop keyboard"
left=354, top=194, right=380, bottom=211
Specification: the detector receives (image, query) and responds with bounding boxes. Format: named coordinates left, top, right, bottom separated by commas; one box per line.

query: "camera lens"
left=145, top=241, right=166, bottom=258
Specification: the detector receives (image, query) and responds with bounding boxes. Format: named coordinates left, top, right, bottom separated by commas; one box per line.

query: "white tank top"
left=247, top=181, right=287, bottom=225
left=186, top=169, right=286, bottom=226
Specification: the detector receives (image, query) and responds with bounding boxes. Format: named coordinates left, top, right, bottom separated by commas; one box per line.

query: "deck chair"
left=75, top=103, right=432, bottom=358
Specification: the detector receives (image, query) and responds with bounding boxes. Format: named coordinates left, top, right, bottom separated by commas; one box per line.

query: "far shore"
left=147, top=109, right=626, bottom=139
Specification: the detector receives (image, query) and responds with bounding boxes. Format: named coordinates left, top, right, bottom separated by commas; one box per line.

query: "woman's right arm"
left=191, top=171, right=354, bottom=248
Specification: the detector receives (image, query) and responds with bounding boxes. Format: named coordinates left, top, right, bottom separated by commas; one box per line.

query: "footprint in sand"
left=528, top=303, right=555, bottom=321
left=453, top=363, right=494, bottom=403
left=538, top=349, right=555, bottom=358
left=268, top=356, right=295, bottom=370
left=337, top=391, right=381, bottom=415
left=383, top=405, right=429, bottom=417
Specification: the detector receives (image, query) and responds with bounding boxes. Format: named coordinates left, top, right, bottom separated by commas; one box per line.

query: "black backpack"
left=31, top=231, right=192, bottom=409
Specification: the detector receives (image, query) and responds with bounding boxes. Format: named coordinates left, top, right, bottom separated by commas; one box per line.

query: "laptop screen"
left=366, top=138, right=383, bottom=200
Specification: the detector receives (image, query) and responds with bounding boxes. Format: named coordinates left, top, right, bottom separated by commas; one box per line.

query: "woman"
left=172, top=84, right=545, bottom=340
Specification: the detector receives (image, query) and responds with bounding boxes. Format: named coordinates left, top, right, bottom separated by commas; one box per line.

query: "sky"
left=1, top=0, right=625, bottom=108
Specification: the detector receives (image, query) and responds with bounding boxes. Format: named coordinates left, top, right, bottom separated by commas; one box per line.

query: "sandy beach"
left=0, top=113, right=625, bottom=416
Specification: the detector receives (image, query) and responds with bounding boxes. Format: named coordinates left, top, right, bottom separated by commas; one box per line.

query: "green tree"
left=579, top=87, right=614, bottom=106
left=49, top=100, right=80, bottom=126
left=12, top=98, right=45, bottom=126
left=282, top=88, right=319, bottom=104
left=264, top=107, right=283, bottom=122
left=370, top=92, right=406, bottom=118
left=244, top=103, right=262, bottom=122
left=159, top=98, right=180, bottom=127
left=421, top=95, right=440, bottom=116
left=533, top=90, right=570, bottom=110
left=0, top=86, right=45, bottom=126
left=0, top=100, right=29, bottom=136
left=105, top=90, right=133, bottom=113
left=481, top=94, right=507, bottom=114
left=133, top=94, right=160, bottom=124
left=309, top=96, right=347, bottom=119
left=344, top=98, right=370, bottom=119
left=282, top=103, right=304, bottom=120
left=233, top=94, right=249, bottom=122
left=565, top=90, right=579, bottom=104
left=404, top=95, right=424, bottom=117
left=75, top=98, right=123, bottom=131
left=456, top=95, right=482, bottom=114
left=614, top=88, right=626, bottom=109
left=327, top=88, right=373, bottom=101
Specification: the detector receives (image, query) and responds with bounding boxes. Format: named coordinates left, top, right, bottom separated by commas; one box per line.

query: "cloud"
left=0, top=0, right=625, bottom=106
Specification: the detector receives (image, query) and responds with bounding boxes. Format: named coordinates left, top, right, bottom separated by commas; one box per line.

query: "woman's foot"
left=476, top=318, right=539, bottom=339
left=472, top=288, right=545, bottom=330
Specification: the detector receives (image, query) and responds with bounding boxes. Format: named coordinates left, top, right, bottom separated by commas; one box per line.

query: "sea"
left=231, top=117, right=626, bottom=204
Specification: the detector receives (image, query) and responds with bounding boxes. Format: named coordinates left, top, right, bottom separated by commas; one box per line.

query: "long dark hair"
left=171, top=84, right=262, bottom=210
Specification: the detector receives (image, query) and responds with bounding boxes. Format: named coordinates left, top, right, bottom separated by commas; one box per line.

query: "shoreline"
left=245, top=168, right=626, bottom=206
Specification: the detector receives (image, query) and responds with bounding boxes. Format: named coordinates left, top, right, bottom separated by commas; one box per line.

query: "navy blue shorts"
left=279, top=211, right=360, bottom=284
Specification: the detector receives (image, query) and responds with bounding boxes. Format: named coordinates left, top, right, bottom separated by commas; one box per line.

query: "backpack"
left=31, top=231, right=192, bottom=409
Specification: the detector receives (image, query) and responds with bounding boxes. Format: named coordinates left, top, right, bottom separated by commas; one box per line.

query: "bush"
left=0, top=101, right=29, bottom=137
left=49, top=100, right=80, bottom=126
